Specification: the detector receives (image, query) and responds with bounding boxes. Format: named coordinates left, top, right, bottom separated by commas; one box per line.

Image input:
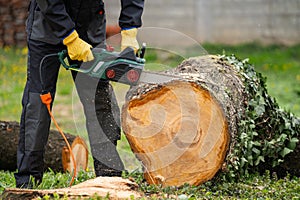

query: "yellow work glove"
left=63, top=30, right=94, bottom=62
left=121, top=28, right=139, bottom=53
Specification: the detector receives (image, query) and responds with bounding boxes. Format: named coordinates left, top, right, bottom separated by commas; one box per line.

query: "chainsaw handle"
left=58, top=50, right=78, bottom=69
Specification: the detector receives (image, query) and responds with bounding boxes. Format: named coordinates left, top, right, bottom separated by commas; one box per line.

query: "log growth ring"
left=122, top=81, right=229, bottom=186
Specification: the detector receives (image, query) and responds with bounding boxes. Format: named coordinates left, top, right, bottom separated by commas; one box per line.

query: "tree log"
left=121, top=55, right=300, bottom=186
left=2, top=177, right=141, bottom=200
left=0, top=120, right=88, bottom=173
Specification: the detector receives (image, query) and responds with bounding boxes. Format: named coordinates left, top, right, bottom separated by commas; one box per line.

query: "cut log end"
left=62, top=136, right=89, bottom=173
left=122, top=81, right=229, bottom=186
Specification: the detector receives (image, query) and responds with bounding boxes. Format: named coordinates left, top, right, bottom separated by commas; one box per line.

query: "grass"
left=0, top=43, right=300, bottom=198
left=1, top=170, right=300, bottom=199
left=134, top=171, right=300, bottom=199
left=203, top=43, right=300, bottom=116
left=0, top=47, right=27, bottom=121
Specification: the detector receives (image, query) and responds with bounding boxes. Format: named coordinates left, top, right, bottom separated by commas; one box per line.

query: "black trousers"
left=14, top=39, right=124, bottom=188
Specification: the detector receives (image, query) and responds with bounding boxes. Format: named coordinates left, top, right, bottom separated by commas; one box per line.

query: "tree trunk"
left=0, top=120, right=88, bottom=173
left=121, top=55, right=300, bottom=186
left=2, top=177, right=141, bottom=200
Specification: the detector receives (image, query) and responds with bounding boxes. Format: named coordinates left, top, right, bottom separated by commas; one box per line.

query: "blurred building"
left=105, top=0, right=300, bottom=45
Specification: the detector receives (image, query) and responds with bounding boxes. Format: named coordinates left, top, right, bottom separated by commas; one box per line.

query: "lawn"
left=0, top=43, right=299, bottom=199
left=204, top=43, right=300, bottom=116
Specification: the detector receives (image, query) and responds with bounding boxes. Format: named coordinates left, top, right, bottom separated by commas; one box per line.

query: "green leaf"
left=240, top=157, right=248, bottom=168
left=255, top=156, right=265, bottom=166
left=248, top=155, right=254, bottom=166
left=280, top=147, right=293, bottom=158
left=278, top=134, right=288, bottom=142
left=252, top=147, right=261, bottom=155
left=249, top=123, right=256, bottom=129
left=268, top=139, right=276, bottom=145
left=254, top=104, right=265, bottom=116
left=288, top=138, right=299, bottom=150
left=251, top=141, right=261, bottom=146
left=252, top=131, right=259, bottom=136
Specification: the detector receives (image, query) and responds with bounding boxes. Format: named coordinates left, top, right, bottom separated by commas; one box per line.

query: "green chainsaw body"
left=58, top=47, right=145, bottom=85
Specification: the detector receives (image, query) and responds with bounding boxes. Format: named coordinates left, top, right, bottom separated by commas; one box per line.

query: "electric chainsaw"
left=58, top=44, right=178, bottom=85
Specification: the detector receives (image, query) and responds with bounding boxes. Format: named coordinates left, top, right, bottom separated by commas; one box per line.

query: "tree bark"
left=0, top=120, right=88, bottom=173
left=121, top=55, right=300, bottom=186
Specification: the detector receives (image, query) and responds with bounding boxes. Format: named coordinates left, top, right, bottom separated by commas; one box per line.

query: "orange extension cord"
left=40, top=92, right=77, bottom=186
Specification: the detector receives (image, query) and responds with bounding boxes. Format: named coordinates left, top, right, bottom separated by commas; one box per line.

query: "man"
left=15, top=0, right=144, bottom=188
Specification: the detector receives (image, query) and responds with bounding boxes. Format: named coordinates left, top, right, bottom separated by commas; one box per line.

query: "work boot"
left=94, top=158, right=123, bottom=177
left=15, top=176, right=41, bottom=189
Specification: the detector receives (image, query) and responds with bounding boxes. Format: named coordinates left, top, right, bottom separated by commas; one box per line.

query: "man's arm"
left=35, top=0, right=93, bottom=61
left=119, top=0, right=144, bottom=29
left=35, top=0, right=75, bottom=39
left=119, top=0, right=144, bottom=52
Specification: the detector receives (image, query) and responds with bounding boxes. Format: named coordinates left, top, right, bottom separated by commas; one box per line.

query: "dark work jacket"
left=27, top=0, right=144, bottom=45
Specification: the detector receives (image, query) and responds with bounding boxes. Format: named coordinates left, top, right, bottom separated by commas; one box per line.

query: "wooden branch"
left=2, top=177, right=141, bottom=200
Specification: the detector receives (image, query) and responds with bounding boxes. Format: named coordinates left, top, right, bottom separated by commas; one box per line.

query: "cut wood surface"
left=122, top=81, right=229, bottom=186
left=0, top=120, right=88, bottom=173
left=62, top=136, right=89, bottom=173
left=2, top=177, right=141, bottom=200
